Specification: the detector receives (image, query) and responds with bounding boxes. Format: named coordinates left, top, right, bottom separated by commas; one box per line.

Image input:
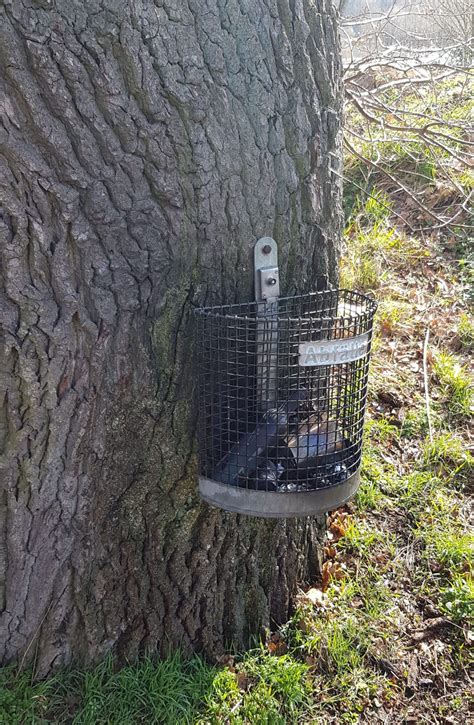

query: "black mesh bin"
left=195, top=288, right=377, bottom=518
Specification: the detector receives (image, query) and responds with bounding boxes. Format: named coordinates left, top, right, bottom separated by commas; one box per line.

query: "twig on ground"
left=423, top=326, right=434, bottom=443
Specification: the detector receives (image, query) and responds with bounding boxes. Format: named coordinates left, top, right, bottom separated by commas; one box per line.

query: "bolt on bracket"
left=254, top=237, right=280, bottom=301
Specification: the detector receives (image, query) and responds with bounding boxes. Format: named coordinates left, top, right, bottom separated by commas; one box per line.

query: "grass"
left=376, top=298, right=410, bottom=337
left=399, top=408, right=431, bottom=439
left=0, top=666, right=59, bottom=724
left=458, top=312, right=474, bottom=351
left=0, top=651, right=314, bottom=725
left=440, top=575, right=474, bottom=624
left=433, top=351, right=473, bottom=418
left=423, top=432, right=474, bottom=483
left=355, top=476, right=384, bottom=510
left=0, top=654, right=219, bottom=725
left=338, top=518, right=387, bottom=558
left=340, top=191, right=427, bottom=293
left=340, top=219, right=417, bottom=292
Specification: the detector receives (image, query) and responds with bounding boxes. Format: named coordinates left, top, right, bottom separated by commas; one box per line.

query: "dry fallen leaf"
left=216, top=654, right=235, bottom=668
left=321, top=560, right=344, bottom=591
left=235, top=671, right=250, bottom=690
left=328, top=511, right=350, bottom=542
left=268, top=632, right=288, bottom=656
left=302, top=587, right=326, bottom=607
left=324, top=543, right=337, bottom=559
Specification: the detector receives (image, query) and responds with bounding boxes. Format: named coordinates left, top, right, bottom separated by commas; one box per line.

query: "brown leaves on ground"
left=327, top=509, right=350, bottom=542
left=298, top=508, right=353, bottom=596
left=267, top=632, right=288, bottom=656
left=321, top=560, right=345, bottom=592
left=215, top=654, right=235, bottom=668
left=235, top=671, right=250, bottom=691
left=410, top=617, right=456, bottom=643
left=324, top=543, right=337, bottom=560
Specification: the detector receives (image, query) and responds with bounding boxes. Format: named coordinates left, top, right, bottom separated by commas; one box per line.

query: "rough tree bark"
left=0, top=0, right=342, bottom=674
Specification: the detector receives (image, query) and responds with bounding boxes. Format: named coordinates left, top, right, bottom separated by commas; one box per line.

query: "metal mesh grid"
left=195, top=289, right=377, bottom=493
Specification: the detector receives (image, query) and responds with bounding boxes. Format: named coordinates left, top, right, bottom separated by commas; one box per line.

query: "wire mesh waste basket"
left=194, top=239, right=377, bottom=518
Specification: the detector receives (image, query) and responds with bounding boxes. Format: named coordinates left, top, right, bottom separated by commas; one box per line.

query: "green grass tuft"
left=0, top=665, right=60, bottom=724
left=439, top=575, right=474, bottom=624
left=457, top=312, right=474, bottom=351
left=356, top=478, right=384, bottom=510
left=423, top=432, right=473, bottom=482
left=433, top=351, right=473, bottom=418
left=0, top=654, right=219, bottom=725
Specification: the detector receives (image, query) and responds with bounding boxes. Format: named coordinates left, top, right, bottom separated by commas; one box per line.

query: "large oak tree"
left=0, top=0, right=342, bottom=674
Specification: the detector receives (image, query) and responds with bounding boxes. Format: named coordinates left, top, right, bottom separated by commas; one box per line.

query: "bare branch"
left=341, top=0, right=472, bottom=235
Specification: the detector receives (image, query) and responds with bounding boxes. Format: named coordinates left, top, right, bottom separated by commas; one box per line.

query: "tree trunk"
left=0, top=0, right=342, bottom=674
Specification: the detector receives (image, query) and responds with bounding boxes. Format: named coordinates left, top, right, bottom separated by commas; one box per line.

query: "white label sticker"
left=299, top=332, right=370, bottom=366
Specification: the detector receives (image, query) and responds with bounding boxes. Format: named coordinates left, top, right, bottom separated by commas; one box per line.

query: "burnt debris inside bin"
left=194, top=238, right=377, bottom=517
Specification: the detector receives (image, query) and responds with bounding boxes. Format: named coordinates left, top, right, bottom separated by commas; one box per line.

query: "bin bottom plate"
left=198, top=470, right=360, bottom=518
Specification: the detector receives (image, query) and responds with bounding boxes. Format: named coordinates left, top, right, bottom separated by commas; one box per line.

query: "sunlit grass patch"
left=332, top=571, right=395, bottom=622
left=433, top=350, right=473, bottom=418
left=423, top=432, right=474, bottom=483
left=359, top=438, right=399, bottom=508
left=457, top=311, right=474, bottom=351
left=289, top=600, right=395, bottom=723
left=199, top=668, right=241, bottom=723
left=439, top=574, right=474, bottom=624
left=308, top=617, right=368, bottom=674
left=356, top=477, right=384, bottom=510
left=359, top=189, right=393, bottom=223
left=399, top=408, right=429, bottom=439
left=358, top=418, right=402, bottom=507
left=240, top=650, right=312, bottom=721
left=365, top=417, right=400, bottom=444
left=392, top=471, right=440, bottom=518
left=341, top=221, right=418, bottom=292
left=360, top=445, right=385, bottom=483
left=376, top=298, right=411, bottom=337
left=457, top=170, right=474, bottom=192
left=420, top=512, right=473, bottom=571
left=338, top=518, right=388, bottom=560
left=202, top=649, right=312, bottom=725
left=340, top=189, right=427, bottom=292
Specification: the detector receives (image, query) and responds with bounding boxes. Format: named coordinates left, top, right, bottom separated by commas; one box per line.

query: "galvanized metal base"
left=198, top=470, right=360, bottom=518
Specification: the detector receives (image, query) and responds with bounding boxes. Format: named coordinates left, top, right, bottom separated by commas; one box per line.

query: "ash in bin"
left=242, top=419, right=351, bottom=492
left=251, top=461, right=285, bottom=491
left=277, top=461, right=349, bottom=492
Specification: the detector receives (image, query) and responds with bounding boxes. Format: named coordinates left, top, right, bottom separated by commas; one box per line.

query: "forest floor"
left=1, top=80, right=472, bottom=725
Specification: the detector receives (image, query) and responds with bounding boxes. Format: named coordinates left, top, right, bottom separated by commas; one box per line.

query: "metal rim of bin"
left=195, top=289, right=377, bottom=323
left=199, top=469, right=360, bottom=518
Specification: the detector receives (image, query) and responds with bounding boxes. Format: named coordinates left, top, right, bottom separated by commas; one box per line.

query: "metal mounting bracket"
left=253, top=237, right=280, bottom=409
left=254, top=237, right=280, bottom=302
